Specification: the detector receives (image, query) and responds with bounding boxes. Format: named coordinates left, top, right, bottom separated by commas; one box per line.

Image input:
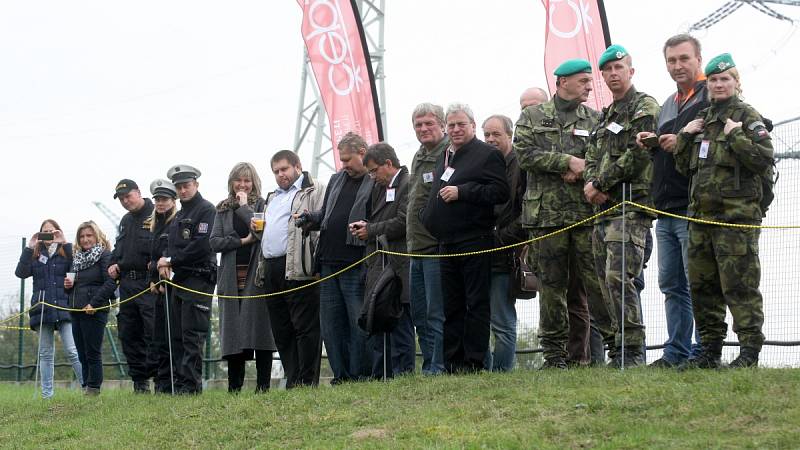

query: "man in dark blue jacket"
left=423, top=103, right=510, bottom=373
left=156, top=165, right=217, bottom=394
left=637, top=34, right=708, bottom=368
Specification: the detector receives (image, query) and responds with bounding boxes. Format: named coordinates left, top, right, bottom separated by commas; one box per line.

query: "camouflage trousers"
left=688, top=223, right=764, bottom=350
left=532, top=226, right=613, bottom=360
left=592, top=218, right=651, bottom=350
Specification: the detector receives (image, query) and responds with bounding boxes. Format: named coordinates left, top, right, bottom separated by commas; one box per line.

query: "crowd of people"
left=15, top=34, right=775, bottom=398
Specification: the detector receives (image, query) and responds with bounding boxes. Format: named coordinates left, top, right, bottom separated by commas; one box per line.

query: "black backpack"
left=358, top=238, right=403, bottom=336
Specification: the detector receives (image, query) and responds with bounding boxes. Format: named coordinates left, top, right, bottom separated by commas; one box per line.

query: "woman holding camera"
left=674, top=53, right=774, bottom=369
left=210, top=162, right=275, bottom=393
left=15, top=219, right=82, bottom=399
left=64, top=221, right=116, bottom=395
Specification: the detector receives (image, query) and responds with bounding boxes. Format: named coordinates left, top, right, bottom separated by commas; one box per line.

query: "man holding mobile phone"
left=636, top=34, right=708, bottom=369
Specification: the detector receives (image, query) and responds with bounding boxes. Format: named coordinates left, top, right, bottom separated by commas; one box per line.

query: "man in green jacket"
left=584, top=45, right=660, bottom=367
left=514, top=59, right=613, bottom=369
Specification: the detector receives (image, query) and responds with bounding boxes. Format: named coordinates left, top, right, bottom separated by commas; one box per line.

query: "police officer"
left=109, top=178, right=157, bottom=393
left=673, top=53, right=773, bottom=369
left=583, top=45, right=660, bottom=367
left=514, top=58, right=614, bottom=369
left=146, top=179, right=179, bottom=393
left=156, top=165, right=217, bottom=394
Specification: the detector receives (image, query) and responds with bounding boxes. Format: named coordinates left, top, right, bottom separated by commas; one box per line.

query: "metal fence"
left=2, top=117, right=799, bottom=382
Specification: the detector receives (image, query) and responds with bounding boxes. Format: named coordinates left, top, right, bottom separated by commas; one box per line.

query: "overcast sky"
left=1, top=0, right=799, bottom=296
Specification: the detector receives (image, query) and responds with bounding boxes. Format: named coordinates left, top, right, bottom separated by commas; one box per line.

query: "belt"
left=266, top=254, right=287, bottom=262
left=124, top=270, right=148, bottom=280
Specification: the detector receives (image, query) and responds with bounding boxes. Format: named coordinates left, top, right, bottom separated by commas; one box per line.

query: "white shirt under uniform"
left=262, top=174, right=304, bottom=258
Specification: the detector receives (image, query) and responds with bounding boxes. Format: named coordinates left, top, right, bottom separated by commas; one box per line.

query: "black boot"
left=678, top=341, right=722, bottom=371
left=539, top=357, right=568, bottom=370
left=133, top=380, right=151, bottom=394
left=728, top=347, right=760, bottom=368
left=609, top=347, right=645, bottom=369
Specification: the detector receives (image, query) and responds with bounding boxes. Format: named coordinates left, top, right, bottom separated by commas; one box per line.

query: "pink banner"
left=298, top=0, right=383, bottom=170
left=542, top=0, right=612, bottom=110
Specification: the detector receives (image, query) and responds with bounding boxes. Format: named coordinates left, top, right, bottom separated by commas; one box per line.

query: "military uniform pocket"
left=714, top=229, right=751, bottom=256
left=522, top=190, right=542, bottom=225
left=602, top=221, right=647, bottom=247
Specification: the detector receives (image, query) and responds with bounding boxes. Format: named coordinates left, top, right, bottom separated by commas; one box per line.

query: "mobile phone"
left=642, top=135, right=659, bottom=148
left=38, top=232, right=54, bottom=241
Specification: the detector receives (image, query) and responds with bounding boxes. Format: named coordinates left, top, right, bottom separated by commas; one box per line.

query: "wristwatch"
left=592, top=179, right=602, bottom=191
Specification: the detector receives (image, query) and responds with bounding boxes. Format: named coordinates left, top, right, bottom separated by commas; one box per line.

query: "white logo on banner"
left=305, top=0, right=365, bottom=96
left=548, top=0, right=593, bottom=39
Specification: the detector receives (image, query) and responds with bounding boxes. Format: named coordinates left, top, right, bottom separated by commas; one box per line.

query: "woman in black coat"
left=64, top=221, right=116, bottom=395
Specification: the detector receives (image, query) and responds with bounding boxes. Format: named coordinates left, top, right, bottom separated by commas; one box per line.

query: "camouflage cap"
left=149, top=178, right=177, bottom=199
left=705, top=53, right=736, bottom=77
left=167, top=164, right=201, bottom=185
left=598, top=44, right=628, bottom=69
left=554, top=58, right=592, bottom=77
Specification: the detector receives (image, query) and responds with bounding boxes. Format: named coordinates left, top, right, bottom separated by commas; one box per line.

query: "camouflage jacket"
left=674, top=96, right=773, bottom=224
left=584, top=86, right=660, bottom=221
left=406, top=135, right=449, bottom=253
left=514, top=96, right=599, bottom=228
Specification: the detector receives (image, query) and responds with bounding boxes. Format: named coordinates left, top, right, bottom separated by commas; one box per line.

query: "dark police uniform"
left=163, top=165, right=217, bottom=394
left=111, top=178, right=157, bottom=392
left=147, top=179, right=178, bottom=394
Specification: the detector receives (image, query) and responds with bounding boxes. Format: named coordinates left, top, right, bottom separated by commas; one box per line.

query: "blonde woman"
left=64, top=221, right=116, bottom=395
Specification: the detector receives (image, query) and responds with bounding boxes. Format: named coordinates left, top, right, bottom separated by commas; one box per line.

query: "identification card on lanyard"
left=386, top=188, right=395, bottom=202
left=699, top=140, right=710, bottom=159
left=442, top=145, right=455, bottom=182
left=441, top=167, right=455, bottom=182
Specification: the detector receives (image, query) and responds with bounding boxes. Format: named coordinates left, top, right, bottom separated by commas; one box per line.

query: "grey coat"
left=210, top=198, right=276, bottom=358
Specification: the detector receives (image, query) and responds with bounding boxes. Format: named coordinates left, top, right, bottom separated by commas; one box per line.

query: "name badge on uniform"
left=699, top=140, right=710, bottom=159
left=606, top=122, right=623, bottom=134
left=386, top=188, right=396, bottom=202
left=573, top=129, right=589, bottom=137
left=422, top=172, right=434, bottom=183
left=38, top=255, right=48, bottom=265
left=441, top=167, right=455, bottom=182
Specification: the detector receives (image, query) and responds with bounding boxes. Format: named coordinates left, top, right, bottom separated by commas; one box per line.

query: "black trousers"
left=152, top=292, right=175, bottom=392
left=71, top=311, right=108, bottom=389
left=226, top=350, right=273, bottom=392
left=440, top=236, right=493, bottom=373
left=264, top=255, right=322, bottom=388
left=117, top=276, right=157, bottom=382
left=167, top=276, right=213, bottom=393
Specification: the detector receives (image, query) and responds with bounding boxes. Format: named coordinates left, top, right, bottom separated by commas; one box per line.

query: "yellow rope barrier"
left=3, top=200, right=798, bottom=330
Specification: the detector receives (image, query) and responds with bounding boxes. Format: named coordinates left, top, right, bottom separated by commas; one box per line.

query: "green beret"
left=554, top=58, right=592, bottom=77
left=598, top=44, right=628, bottom=69
left=705, top=53, right=736, bottom=76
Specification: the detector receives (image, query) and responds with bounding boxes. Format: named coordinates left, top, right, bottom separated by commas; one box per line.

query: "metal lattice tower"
left=292, top=0, right=386, bottom=178
left=92, top=201, right=122, bottom=236
left=690, top=0, right=800, bottom=31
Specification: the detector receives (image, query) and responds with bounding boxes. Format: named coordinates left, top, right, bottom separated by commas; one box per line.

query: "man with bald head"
left=520, top=87, right=549, bottom=109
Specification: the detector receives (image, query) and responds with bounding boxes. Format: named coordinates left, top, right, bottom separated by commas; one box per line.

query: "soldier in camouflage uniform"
left=673, top=53, right=773, bottom=369
left=514, top=59, right=614, bottom=369
left=583, top=45, right=660, bottom=367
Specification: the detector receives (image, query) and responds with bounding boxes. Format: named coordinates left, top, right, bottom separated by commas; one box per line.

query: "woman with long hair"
left=210, top=162, right=275, bottom=393
left=64, top=221, right=116, bottom=395
left=15, top=219, right=82, bottom=399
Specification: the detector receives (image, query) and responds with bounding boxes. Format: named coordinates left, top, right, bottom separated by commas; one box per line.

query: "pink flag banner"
left=541, top=0, right=613, bottom=110
left=297, top=0, right=383, bottom=170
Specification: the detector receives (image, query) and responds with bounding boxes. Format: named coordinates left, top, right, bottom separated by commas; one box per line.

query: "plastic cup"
left=66, top=272, right=76, bottom=282
left=253, top=213, right=265, bottom=232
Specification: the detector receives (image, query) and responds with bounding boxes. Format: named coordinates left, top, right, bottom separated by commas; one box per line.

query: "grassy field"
left=1, top=368, right=798, bottom=449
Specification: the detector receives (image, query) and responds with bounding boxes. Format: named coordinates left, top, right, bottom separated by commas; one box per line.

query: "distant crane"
left=690, top=0, right=800, bottom=31
left=92, top=201, right=122, bottom=237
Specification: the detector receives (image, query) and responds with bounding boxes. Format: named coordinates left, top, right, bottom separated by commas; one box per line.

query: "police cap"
left=554, top=58, right=592, bottom=77
left=598, top=44, right=629, bottom=70
left=149, top=178, right=177, bottom=199
left=705, top=53, right=736, bottom=77
left=113, top=178, right=139, bottom=199
left=167, top=164, right=201, bottom=185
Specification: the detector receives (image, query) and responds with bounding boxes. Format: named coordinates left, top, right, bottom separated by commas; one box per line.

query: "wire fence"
left=1, top=118, right=799, bottom=382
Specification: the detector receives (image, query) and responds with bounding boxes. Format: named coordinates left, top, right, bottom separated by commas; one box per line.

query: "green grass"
left=1, top=369, right=798, bottom=449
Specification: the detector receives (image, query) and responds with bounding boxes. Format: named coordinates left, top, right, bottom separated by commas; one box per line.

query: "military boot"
left=609, top=347, right=645, bottom=369
left=678, top=341, right=722, bottom=371
left=728, top=347, right=760, bottom=368
left=133, top=380, right=151, bottom=394
left=539, top=357, right=568, bottom=370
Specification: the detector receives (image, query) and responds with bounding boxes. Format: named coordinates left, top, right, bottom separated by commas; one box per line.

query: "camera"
left=38, top=232, right=54, bottom=241
left=294, top=211, right=312, bottom=228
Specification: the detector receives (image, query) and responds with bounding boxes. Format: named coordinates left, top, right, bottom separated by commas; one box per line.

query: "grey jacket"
left=210, top=198, right=276, bottom=358
left=406, top=136, right=449, bottom=253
